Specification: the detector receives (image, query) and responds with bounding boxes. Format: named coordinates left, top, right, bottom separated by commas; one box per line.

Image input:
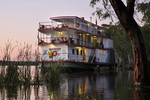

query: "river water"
left=0, top=66, right=150, bottom=100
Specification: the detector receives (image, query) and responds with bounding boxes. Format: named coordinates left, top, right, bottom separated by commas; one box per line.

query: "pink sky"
left=0, top=0, right=111, bottom=60
left=0, top=0, right=144, bottom=60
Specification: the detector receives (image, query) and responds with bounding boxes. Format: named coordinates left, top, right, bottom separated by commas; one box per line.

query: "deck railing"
left=39, top=21, right=102, bottom=35
left=39, top=21, right=74, bottom=29
left=38, top=37, right=96, bottom=48
left=41, top=53, right=93, bottom=63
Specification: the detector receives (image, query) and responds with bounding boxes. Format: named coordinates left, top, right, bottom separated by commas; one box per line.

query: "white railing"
left=41, top=53, right=90, bottom=63
left=39, top=21, right=74, bottom=29
left=39, top=21, right=99, bottom=35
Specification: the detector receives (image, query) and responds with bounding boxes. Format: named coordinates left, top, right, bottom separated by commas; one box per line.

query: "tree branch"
left=109, top=0, right=128, bottom=29
left=127, top=0, right=135, bottom=17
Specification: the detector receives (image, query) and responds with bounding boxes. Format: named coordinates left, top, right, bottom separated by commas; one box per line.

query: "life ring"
left=52, top=51, right=57, bottom=56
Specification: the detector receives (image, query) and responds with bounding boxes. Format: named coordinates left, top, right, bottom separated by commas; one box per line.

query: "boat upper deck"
left=38, top=16, right=105, bottom=36
left=37, top=16, right=113, bottom=49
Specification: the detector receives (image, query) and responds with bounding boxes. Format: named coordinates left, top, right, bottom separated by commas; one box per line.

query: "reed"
left=33, top=46, right=41, bottom=85
left=4, top=64, right=20, bottom=86
left=43, top=61, right=65, bottom=85
left=0, top=73, right=4, bottom=84
left=47, top=84, right=61, bottom=100
left=0, top=41, right=35, bottom=86
left=0, top=41, right=19, bottom=85
left=1, top=40, right=16, bottom=62
left=16, top=43, right=37, bottom=86
left=6, top=86, right=18, bottom=99
left=0, top=41, right=66, bottom=86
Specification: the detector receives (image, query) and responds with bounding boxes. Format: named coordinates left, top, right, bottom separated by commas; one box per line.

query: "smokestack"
left=90, top=17, right=92, bottom=23
left=81, top=17, right=84, bottom=20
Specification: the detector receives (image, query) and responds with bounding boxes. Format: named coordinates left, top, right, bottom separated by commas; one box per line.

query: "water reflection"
left=67, top=71, right=116, bottom=100
left=133, top=87, right=150, bottom=100
left=0, top=66, right=150, bottom=100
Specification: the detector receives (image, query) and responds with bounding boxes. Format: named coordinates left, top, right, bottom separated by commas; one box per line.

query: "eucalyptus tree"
left=103, top=24, right=133, bottom=66
left=90, top=0, right=150, bottom=86
left=137, top=2, right=150, bottom=25
left=141, top=26, right=150, bottom=58
left=137, top=2, right=150, bottom=58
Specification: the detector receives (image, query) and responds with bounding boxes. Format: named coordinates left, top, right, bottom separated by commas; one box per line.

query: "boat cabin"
left=38, top=16, right=115, bottom=67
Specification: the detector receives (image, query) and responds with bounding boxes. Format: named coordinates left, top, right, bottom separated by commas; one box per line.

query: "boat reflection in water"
left=66, top=70, right=115, bottom=100
left=0, top=67, right=150, bottom=100
left=0, top=67, right=116, bottom=100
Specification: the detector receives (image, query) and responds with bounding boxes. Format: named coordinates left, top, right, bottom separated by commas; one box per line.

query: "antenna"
left=96, top=18, right=97, bottom=25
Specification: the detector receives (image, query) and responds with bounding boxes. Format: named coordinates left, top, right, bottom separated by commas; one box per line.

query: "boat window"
left=76, top=49, right=79, bottom=55
left=72, top=49, right=75, bottom=54
left=99, top=50, right=105, bottom=54
left=80, top=50, right=82, bottom=55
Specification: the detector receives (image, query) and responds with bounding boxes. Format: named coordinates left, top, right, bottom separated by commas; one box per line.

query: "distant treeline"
left=102, top=24, right=150, bottom=66
left=0, top=60, right=38, bottom=66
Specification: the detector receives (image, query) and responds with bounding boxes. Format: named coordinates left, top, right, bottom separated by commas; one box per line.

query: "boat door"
left=83, top=34, right=86, bottom=46
left=93, top=37, right=97, bottom=48
left=83, top=49, right=86, bottom=61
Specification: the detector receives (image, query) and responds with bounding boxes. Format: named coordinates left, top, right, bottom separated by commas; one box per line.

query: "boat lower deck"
left=40, top=60, right=116, bottom=69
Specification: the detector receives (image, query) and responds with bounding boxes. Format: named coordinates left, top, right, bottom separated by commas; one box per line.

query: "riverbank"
left=0, top=60, right=38, bottom=66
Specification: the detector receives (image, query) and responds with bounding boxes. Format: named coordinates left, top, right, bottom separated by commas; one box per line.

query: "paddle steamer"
left=38, top=16, right=115, bottom=68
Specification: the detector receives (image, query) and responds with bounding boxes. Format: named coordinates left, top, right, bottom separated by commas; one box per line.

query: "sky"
left=0, top=0, right=107, bottom=45
left=0, top=0, right=145, bottom=59
left=0, top=0, right=111, bottom=59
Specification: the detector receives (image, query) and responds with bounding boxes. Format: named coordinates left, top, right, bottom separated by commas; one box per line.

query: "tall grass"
left=0, top=41, right=19, bottom=85
left=2, top=40, right=16, bottom=62
left=4, top=64, right=20, bottom=86
left=0, top=85, right=31, bottom=100
left=33, top=46, right=41, bottom=85
left=0, top=41, right=40, bottom=86
left=0, top=41, right=65, bottom=86
left=43, top=61, right=65, bottom=85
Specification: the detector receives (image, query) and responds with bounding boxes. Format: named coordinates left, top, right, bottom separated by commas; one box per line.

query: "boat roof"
left=50, top=16, right=104, bottom=29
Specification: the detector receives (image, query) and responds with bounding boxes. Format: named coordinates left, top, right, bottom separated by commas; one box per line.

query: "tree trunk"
left=127, top=19, right=150, bottom=86
left=128, top=55, right=131, bottom=66
left=109, top=0, right=150, bottom=86
left=133, top=87, right=150, bottom=100
left=133, top=87, right=144, bottom=100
